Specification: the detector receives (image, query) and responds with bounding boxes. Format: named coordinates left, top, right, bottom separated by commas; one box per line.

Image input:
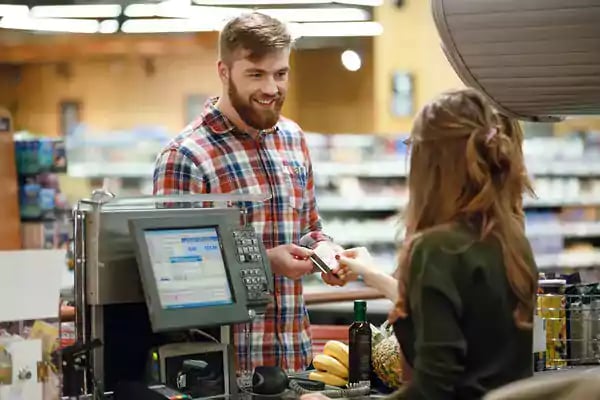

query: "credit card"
left=310, top=243, right=340, bottom=277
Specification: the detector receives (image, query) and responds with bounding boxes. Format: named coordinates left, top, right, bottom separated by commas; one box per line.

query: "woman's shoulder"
left=409, top=224, right=507, bottom=276
left=411, top=224, right=478, bottom=255
left=411, top=223, right=536, bottom=275
left=406, top=226, right=476, bottom=281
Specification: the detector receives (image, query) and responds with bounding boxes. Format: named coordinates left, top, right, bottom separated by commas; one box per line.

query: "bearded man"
left=153, top=12, right=344, bottom=374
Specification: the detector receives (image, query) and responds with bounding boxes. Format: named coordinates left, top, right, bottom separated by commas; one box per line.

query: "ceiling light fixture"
left=258, top=7, right=369, bottom=22
left=0, top=16, right=100, bottom=33
left=99, top=20, right=120, bottom=34
left=156, top=4, right=245, bottom=19
left=341, top=49, right=361, bottom=71
left=30, top=4, right=122, bottom=19
left=336, top=0, right=383, bottom=6
left=192, top=0, right=382, bottom=5
left=124, top=2, right=367, bottom=22
left=124, top=3, right=158, bottom=18
left=125, top=0, right=243, bottom=19
left=119, top=19, right=380, bottom=36
left=121, top=18, right=219, bottom=33
left=0, top=4, right=29, bottom=17
left=291, top=21, right=382, bottom=37
left=193, top=0, right=330, bottom=5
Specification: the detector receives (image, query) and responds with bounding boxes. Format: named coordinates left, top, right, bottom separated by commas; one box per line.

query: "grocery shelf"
left=62, top=133, right=600, bottom=282
left=68, top=159, right=600, bottom=179
left=318, top=195, right=406, bottom=212
left=328, top=231, right=398, bottom=246
left=319, top=195, right=600, bottom=213
left=68, top=162, right=155, bottom=178
left=329, top=221, right=600, bottom=246
left=527, top=160, right=600, bottom=177
left=527, top=221, right=600, bottom=238
left=313, top=160, right=600, bottom=178
left=313, top=160, right=408, bottom=178
left=524, top=196, right=600, bottom=208
left=536, top=251, right=600, bottom=271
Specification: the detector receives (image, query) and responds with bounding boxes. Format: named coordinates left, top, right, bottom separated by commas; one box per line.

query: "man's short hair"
left=219, top=12, right=292, bottom=64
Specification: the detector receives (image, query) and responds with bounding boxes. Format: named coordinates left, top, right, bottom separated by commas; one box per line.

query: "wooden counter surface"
left=59, top=285, right=386, bottom=320
left=304, top=287, right=384, bottom=305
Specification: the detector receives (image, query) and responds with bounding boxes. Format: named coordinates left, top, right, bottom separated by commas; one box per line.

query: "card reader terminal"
left=150, top=385, right=192, bottom=399
left=114, top=382, right=191, bottom=400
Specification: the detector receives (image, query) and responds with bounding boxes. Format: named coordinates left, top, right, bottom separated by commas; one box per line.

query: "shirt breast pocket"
left=210, top=170, right=268, bottom=217
left=283, top=163, right=307, bottom=212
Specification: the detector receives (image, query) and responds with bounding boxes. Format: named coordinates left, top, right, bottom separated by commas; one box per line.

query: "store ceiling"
left=0, top=0, right=382, bottom=36
left=0, top=1, right=378, bottom=63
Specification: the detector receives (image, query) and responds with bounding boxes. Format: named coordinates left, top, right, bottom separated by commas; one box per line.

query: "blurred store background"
left=2, top=0, right=600, bottom=299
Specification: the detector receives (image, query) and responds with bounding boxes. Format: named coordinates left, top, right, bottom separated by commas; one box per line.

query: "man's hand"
left=267, top=244, right=314, bottom=280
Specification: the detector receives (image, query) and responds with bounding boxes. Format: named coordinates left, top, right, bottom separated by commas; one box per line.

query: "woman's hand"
left=335, top=247, right=378, bottom=281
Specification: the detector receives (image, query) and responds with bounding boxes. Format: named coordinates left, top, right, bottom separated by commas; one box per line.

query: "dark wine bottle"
left=348, top=300, right=371, bottom=387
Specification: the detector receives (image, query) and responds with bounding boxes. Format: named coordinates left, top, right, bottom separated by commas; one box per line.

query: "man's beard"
left=228, top=77, right=284, bottom=130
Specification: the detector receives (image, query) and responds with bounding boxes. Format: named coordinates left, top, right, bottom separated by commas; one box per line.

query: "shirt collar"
left=201, top=96, right=280, bottom=136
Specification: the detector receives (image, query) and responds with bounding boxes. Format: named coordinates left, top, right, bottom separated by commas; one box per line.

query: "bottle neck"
left=354, top=307, right=366, bottom=322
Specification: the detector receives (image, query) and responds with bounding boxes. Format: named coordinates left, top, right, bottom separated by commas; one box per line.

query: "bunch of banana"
left=309, top=340, right=349, bottom=387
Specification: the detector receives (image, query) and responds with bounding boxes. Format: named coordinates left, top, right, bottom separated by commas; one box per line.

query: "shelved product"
left=65, top=124, right=171, bottom=180
left=13, top=135, right=71, bottom=249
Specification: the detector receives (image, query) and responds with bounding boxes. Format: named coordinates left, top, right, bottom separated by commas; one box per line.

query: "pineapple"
left=371, top=321, right=403, bottom=389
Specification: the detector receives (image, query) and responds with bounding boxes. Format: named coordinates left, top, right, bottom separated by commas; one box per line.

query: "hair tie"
left=486, top=127, right=498, bottom=143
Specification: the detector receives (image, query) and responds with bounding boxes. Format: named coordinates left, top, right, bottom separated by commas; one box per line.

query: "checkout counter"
left=66, top=191, right=376, bottom=400
left=66, top=191, right=280, bottom=399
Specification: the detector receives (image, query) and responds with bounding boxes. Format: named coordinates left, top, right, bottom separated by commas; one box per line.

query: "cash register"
left=65, top=191, right=275, bottom=399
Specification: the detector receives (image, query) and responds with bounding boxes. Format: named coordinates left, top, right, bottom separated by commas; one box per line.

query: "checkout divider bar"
left=82, top=193, right=272, bottom=209
left=72, top=203, right=88, bottom=396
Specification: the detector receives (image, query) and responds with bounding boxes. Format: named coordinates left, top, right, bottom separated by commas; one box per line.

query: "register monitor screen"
left=144, top=227, right=234, bottom=310
left=129, top=210, right=271, bottom=333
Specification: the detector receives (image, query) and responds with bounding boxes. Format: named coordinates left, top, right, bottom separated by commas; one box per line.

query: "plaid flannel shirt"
left=153, top=97, right=328, bottom=373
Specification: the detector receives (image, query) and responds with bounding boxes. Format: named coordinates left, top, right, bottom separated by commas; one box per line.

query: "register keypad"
left=241, top=268, right=269, bottom=301
left=233, top=228, right=270, bottom=302
left=233, top=229, right=262, bottom=263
